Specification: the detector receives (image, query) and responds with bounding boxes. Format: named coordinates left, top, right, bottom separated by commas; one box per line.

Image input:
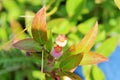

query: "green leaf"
left=95, top=0, right=104, bottom=4
left=60, top=53, right=83, bottom=71
left=82, top=65, right=92, bottom=80
left=2, top=0, right=21, bottom=20
left=68, top=33, right=81, bottom=45
left=96, top=37, right=119, bottom=57
left=47, top=18, right=70, bottom=34
left=66, top=0, right=84, bottom=18
left=32, top=71, right=45, bottom=80
left=62, top=72, right=82, bottom=80
left=114, top=0, right=120, bottom=9
left=0, top=27, right=8, bottom=42
left=59, top=45, right=76, bottom=62
left=76, top=22, right=98, bottom=54
left=78, top=17, right=97, bottom=34
left=45, top=30, right=53, bottom=51
left=25, top=11, right=35, bottom=36
left=13, top=38, right=42, bottom=52
left=92, top=65, right=105, bottom=80
left=32, top=6, right=47, bottom=45
left=80, top=52, right=108, bottom=65
left=15, top=72, right=23, bottom=80
left=95, top=31, right=106, bottom=43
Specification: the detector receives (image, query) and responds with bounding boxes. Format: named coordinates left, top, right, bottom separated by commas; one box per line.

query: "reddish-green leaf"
left=11, top=20, right=26, bottom=40
left=32, top=6, right=47, bottom=45
left=13, top=38, right=42, bottom=52
left=60, top=53, right=83, bottom=71
left=75, top=22, right=98, bottom=54
left=114, top=0, right=120, bottom=9
left=80, top=52, right=108, bottom=65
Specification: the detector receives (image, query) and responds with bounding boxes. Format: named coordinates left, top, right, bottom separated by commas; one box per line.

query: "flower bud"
left=56, top=34, right=67, bottom=47
left=51, top=45, right=62, bottom=58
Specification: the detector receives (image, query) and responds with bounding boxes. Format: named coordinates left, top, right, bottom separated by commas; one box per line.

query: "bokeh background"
left=0, top=0, right=120, bottom=80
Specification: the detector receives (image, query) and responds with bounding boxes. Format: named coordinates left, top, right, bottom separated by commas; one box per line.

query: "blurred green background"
left=0, top=0, right=120, bottom=80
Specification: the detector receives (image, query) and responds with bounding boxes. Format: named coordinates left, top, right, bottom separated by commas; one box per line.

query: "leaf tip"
left=100, top=55, right=109, bottom=63
left=95, top=21, right=98, bottom=26
left=103, top=57, right=109, bottom=62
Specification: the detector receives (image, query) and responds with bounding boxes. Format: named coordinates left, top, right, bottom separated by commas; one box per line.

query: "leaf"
left=95, top=0, right=104, bottom=4
left=78, top=17, right=97, bottom=34
left=66, top=0, right=84, bottom=17
left=13, top=38, right=42, bottom=52
left=47, top=18, right=70, bottom=34
left=32, top=71, right=45, bottom=80
left=96, top=37, right=119, bottom=57
left=59, top=45, right=76, bottom=62
left=0, top=27, right=8, bottom=42
left=95, top=31, right=106, bottom=43
left=45, top=30, right=53, bottom=51
left=11, top=20, right=26, bottom=40
left=76, top=22, right=98, bottom=54
left=25, top=11, right=35, bottom=36
left=32, top=6, right=47, bottom=45
left=60, top=53, right=83, bottom=71
left=80, top=52, right=108, bottom=65
left=92, top=65, right=105, bottom=80
left=114, top=0, right=120, bottom=9
left=82, top=65, right=92, bottom=80
left=2, top=0, right=21, bottom=20
left=62, top=72, right=82, bottom=80
left=68, top=33, right=81, bottom=45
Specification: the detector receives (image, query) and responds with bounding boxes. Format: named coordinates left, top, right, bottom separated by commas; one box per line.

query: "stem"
left=41, top=49, right=44, bottom=73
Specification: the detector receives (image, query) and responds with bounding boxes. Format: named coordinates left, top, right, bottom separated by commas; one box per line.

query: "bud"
left=56, top=34, right=67, bottom=47
left=51, top=45, right=62, bottom=58
left=55, top=75, right=60, bottom=80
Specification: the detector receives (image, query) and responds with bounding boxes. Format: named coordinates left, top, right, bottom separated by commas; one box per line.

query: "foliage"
left=11, top=6, right=108, bottom=79
left=0, top=0, right=120, bottom=80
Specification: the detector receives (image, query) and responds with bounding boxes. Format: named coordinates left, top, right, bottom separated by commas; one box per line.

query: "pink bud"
left=51, top=45, right=62, bottom=58
left=56, top=34, right=67, bottom=47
